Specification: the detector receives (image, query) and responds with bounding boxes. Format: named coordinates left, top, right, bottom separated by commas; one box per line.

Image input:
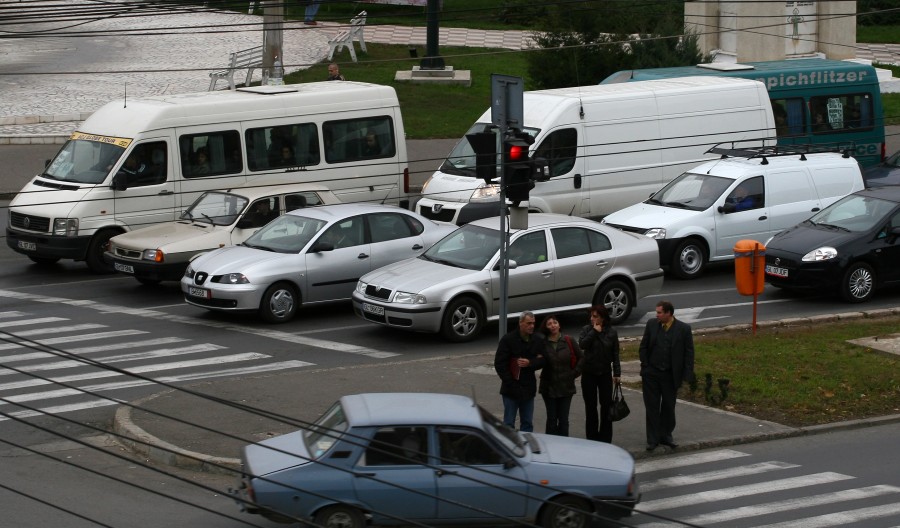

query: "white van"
left=6, top=83, right=411, bottom=273
left=416, top=77, right=775, bottom=225
left=602, top=148, right=865, bottom=278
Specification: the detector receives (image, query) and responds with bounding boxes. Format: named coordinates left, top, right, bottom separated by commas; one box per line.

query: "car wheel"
left=671, top=238, right=706, bottom=279
left=440, top=296, right=484, bottom=342
left=28, top=256, right=60, bottom=265
left=540, top=495, right=591, bottom=528
left=86, top=229, right=121, bottom=274
left=594, top=280, right=634, bottom=325
left=840, top=262, right=875, bottom=303
left=313, top=505, right=365, bottom=528
left=135, top=277, right=162, bottom=287
left=259, top=282, right=299, bottom=323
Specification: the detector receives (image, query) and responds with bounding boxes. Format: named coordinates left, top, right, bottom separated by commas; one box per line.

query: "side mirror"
left=311, top=241, right=335, bottom=253
left=532, top=157, right=550, bottom=182
left=887, top=226, right=900, bottom=243
left=110, top=173, right=128, bottom=191
left=44, top=159, right=52, bottom=168
left=236, top=218, right=254, bottom=230
left=503, top=458, right=517, bottom=470
left=718, top=203, right=736, bottom=214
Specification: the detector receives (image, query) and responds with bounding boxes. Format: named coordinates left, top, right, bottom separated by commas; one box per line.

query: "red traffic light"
left=507, top=144, right=527, bottom=161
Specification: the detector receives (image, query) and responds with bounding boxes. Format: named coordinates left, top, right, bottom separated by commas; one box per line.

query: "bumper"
left=6, top=227, right=91, bottom=260
left=764, top=253, right=844, bottom=290
left=415, top=198, right=502, bottom=225
left=351, top=292, right=444, bottom=333
left=594, top=496, right=640, bottom=519
left=104, top=252, right=188, bottom=282
left=181, top=278, right=264, bottom=311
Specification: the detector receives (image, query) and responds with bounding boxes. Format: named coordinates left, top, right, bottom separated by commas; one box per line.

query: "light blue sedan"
left=234, top=393, right=639, bottom=528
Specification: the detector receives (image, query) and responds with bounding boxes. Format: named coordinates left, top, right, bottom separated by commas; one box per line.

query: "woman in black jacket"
left=578, top=305, right=622, bottom=443
left=538, top=314, right=583, bottom=436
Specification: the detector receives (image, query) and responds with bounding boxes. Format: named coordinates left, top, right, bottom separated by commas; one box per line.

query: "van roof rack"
left=707, top=143, right=852, bottom=164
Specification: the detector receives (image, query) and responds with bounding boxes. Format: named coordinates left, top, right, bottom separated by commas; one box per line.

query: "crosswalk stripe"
left=639, top=473, right=855, bottom=512
left=0, top=352, right=270, bottom=391
left=640, top=461, right=800, bottom=492
left=0, top=311, right=27, bottom=319
left=0, top=329, right=148, bottom=351
left=752, top=501, right=900, bottom=528
left=0, top=317, right=67, bottom=328
left=0, top=337, right=191, bottom=363
left=0, top=344, right=227, bottom=376
left=634, top=485, right=900, bottom=527
left=5, top=324, right=106, bottom=337
left=0, top=360, right=314, bottom=421
left=637, top=449, right=752, bottom=473
left=0, top=360, right=315, bottom=406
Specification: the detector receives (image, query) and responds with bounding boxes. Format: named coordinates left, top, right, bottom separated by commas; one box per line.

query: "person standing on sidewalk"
left=538, top=314, right=583, bottom=436
left=494, top=312, right=544, bottom=432
left=639, top=300, right=695, bottom=451
left=578, top=305, right=621, bottom=443
left=304, top=1, right=320, bottom=25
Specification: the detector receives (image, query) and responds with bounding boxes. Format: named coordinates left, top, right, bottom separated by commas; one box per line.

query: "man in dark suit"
left=639, top=300, right=695, bottom=451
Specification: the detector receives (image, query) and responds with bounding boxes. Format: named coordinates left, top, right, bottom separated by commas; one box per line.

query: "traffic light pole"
left=498, top=124, right=509, bottom=341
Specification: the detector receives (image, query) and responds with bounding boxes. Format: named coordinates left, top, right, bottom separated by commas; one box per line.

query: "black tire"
left=135, top=277, right=162, bottom=287
left=86, top=229, right=121, bottom=274
left=28, top=256, right=60, bottom=265
left=594, top=280, right=634, bottom=325
left=840, top=262, right=875, bottom=303
left=259, top=282, right=299, bottom=323
left=440, top=296, right=484, bottom=342
left=540, top=495, right=592, bottom=528
left=313, top=505, right=365, bottom=528
left=670, top=238, right=706, bottom=279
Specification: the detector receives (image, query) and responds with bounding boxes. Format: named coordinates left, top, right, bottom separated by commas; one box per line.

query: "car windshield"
left=181, top=191, right=248, bottom=226
left=439, top=123, right=539, bottom=177
left=479, top=406, right=525, bottom=457
left=42, top=134, right=129, bottom=184
left=647, top=172, right=733, bottom=210
left=303, top=401, right=349, bottom=460
left=808, top=194, right=897, bottom=232
left=242, top=213, right=326, bottom=252
left=421, top=224, right=502, bottom=270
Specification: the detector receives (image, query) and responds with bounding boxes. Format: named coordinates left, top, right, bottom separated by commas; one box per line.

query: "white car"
left=603, top=150, right=864, bottom=278
left=105, top=183, right=339, bottom=285
left=181, top=204, right=456, bottom=323
left=352, top=214, right=664, bottom=342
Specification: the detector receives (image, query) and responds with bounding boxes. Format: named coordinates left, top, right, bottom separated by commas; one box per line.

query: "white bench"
left=208, top=45, right=264, bottom=91
left=327, top=11, right=367, bottom=63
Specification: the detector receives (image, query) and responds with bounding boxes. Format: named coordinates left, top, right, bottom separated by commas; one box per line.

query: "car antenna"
left=469, top=385, right=478, bottom=407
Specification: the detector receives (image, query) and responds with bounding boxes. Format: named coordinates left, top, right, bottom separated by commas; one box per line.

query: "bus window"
left=771, top=98, right=804, bottom=137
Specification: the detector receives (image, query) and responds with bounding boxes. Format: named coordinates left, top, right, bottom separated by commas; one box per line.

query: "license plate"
left=362, top=303, right=384, bottom=316
left=17, top=241, right=36, bottom=251
left=765, top=265, right=789, bottom=278
left=188, top=287, right=210, bottom=299
left=114, top=262, right=135, bottom=274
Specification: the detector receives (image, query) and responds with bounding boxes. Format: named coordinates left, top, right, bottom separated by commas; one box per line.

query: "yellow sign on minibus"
left=70, top=132, right=133, bottom=148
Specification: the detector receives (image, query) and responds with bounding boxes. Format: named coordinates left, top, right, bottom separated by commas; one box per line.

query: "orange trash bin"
left=734, top=240, right=765, bottom=296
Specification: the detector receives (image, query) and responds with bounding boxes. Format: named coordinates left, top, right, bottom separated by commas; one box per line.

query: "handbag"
left=563, top=336, right=577, bottom=369
left=608, top=382, right=630, bottom=422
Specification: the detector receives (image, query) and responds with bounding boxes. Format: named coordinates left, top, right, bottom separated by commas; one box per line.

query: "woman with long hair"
left=538, top=314, right=583, bottom=436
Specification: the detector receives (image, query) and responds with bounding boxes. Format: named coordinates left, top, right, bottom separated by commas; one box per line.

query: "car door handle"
left=758, top=216, right=767, bottom=221
left=597, top=260, right=608, bottom=267
left=811, top=207, right=820, bottom=212
left=356, top=472, right=376, bottom=477
left=411, top=244, right=423, bottom=250
left=357, top=253, right=369, bottom=259
left=158, top=190, right=174, bottom=195
left=541, top=270, right=553, bottom=277
left=435, top=469, right=457, bottom=477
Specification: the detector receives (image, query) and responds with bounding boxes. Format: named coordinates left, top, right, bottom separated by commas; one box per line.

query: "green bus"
left=602, top=59, right=886, bottom=167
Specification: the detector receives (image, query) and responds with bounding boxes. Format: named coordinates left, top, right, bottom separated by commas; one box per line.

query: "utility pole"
left=261, top=0, right=284, bottom=85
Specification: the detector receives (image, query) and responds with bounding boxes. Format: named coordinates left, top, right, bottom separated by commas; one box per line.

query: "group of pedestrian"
left=494, top=300, right=694, bottom=451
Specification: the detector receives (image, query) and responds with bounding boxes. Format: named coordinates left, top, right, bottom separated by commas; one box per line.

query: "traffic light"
left=503, top=136, right=534, bottom=206
left=465, top=132, right=497, bottom=183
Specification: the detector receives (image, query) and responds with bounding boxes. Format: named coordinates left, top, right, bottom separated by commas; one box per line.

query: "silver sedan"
left=352, top=214, right=664, bottom=342
left=181, top=204, right=456, bottom=323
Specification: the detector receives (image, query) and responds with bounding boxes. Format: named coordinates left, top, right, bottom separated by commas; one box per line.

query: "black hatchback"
left=764, top=186, right=900, bottom=302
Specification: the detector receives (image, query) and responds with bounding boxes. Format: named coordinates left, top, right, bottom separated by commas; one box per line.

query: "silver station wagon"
left=352, top=214, right=664, bottom=342
left=234, top=393, right=639, bottom=528
left=181, top=203, right=455, bottom=323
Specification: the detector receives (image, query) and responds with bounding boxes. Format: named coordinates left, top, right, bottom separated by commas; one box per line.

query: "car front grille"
left=604, top=223, right=646, bottom=235
left=183, top=295, right=237, bottom=308
left=114, top=247, right=143, bottom=259
left=417, top=205, right=456, bottom=222
left=10, top=212, right=50, bottom=233
left=364, top=285, right=392, bottom=300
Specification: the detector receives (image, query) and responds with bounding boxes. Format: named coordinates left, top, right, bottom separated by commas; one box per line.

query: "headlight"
left=801, top=247, right=837, bottom=262
left=393, top=291, right=426, bottom=304
left=52, top=218, right=78, bottom=236
left=644, top=228, right=666, bottom=240
left=142, top=249, right=164, bottom=262
left=214, top=273, right=250, bottom=284
left=356, top=281, right=368, bottom=294
left=184, top=265, right=195, bottom=278
left=469, top=184, right=500, bottom=202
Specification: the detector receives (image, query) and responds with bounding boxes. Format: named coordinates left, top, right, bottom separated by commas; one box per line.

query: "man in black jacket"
left=494, top=311, right=545, bottom=432
left=639, top=300, right=695, bottom=451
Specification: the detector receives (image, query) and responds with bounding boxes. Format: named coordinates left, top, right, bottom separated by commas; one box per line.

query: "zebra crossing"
left=0, top=310, right=315, bottom=422
left=630, top=449, right=900, bottom=527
